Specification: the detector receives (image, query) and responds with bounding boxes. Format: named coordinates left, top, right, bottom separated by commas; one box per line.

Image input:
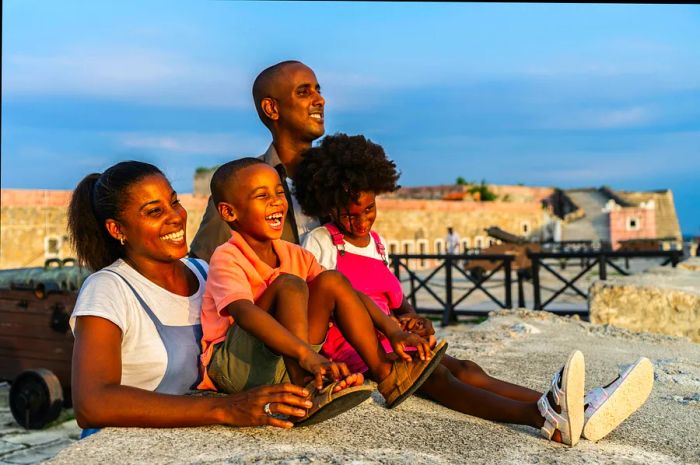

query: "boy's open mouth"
left=265, top=212, right=284, bottom=229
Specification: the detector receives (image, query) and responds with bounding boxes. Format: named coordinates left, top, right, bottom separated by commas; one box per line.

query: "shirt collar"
left=262, top=143, right=282, bottom=170
left=228, top=230, right=288, bottom=282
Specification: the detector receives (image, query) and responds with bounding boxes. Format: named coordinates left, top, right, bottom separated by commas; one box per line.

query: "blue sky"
left=2, top=2, right=699, bottom=235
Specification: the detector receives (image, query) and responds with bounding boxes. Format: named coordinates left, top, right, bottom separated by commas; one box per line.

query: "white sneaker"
left=537, top=350, right=585, bottom=447
left=582, top=357, right=654, bottom=442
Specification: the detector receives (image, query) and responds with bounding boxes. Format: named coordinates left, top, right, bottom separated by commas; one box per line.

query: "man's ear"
left=261, top=97, right=279, bottom=122
left=105, top=219, right=124, bottom=242
left=217, top=202, right=237, bottom=223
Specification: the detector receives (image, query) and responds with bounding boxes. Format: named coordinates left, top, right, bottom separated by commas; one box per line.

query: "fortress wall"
left=1, top=190, right=208, bottom=269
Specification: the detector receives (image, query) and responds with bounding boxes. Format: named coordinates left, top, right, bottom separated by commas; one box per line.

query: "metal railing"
left=388, top=249, right=684, bottom=324
left=528, top=250, right=683, bottom=312
left=390, top=253, right=514, bottom=326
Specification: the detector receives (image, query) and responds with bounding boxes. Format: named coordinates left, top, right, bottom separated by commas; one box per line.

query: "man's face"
left=274, top=63, right=325, bottom=142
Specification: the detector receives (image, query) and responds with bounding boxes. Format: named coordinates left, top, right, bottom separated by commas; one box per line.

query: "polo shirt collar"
left=228, top=230, right=290, bottom=281
left=262, top=144, right=282, bottom=170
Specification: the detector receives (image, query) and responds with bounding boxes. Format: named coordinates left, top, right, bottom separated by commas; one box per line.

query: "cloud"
left=539, top=106, right=655, bottom=130
left=117, top=132, right=267, bottom=156
left=4, top=47, right=251, bottom=108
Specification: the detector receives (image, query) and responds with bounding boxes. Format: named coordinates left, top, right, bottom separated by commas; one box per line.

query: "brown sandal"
left=294, top=379, right=374, bottom=427
left=377, top=340, right=448, bottom=409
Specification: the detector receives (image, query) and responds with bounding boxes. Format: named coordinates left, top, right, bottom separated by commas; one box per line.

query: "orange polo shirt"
left=198, top=231, right=324, bottom=390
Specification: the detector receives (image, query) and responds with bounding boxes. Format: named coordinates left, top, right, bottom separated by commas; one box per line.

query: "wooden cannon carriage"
left=462, top=227, right=542, bottom=280
left=0, top=259, right=91, bottom=429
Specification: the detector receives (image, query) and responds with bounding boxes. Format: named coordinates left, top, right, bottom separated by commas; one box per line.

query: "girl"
left=292, top=133, right=654, bottom=446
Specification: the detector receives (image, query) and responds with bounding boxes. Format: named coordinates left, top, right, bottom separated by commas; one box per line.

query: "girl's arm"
left=355, top=291, right=432, bottom=361
left=72, top=316, right=312, bottom=429
left=391, top=297, right=436, bottom=345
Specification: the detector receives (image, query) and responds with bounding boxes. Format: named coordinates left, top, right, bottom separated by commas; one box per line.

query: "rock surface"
left=589, top=259, right=700, bottom=342
left=47, top=310, right=700, bottom=465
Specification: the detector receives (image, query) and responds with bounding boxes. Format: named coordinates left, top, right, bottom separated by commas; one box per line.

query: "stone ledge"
left=589, top=259, right=700, bottom=342
left=47, top=311, right=700, bottom=465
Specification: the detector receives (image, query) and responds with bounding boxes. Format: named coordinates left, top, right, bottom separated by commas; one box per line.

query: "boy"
left=198, top=158, right=448, bottom=426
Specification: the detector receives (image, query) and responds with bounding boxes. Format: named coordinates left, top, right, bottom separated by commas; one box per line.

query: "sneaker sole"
left=561, top=350, right=585, bottom=447
left=582, top=357, right=654, bottom=442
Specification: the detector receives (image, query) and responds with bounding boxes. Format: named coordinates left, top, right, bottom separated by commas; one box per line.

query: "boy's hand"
left=298, top=348, right=351, bottom=390
left=387, top=330, right=432, bottom=363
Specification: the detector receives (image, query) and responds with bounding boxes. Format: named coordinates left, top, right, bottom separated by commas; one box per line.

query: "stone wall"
left=374, top=198, right=552, bottom=254
left=589, top=257, right=700, bottom=342
left=609, top=206, right=656, bottom=249
left=0, top=189, right=208, bottom=269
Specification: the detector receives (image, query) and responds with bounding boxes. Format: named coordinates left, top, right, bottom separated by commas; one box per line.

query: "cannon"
left=462, top=227, right=542, bottom=281
left=0, top=259, right=91, bottom=429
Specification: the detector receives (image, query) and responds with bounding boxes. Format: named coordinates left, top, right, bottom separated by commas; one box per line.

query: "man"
left=445, top=227, right=461, bottom=255
left=189, top=60, right=325, bottom=261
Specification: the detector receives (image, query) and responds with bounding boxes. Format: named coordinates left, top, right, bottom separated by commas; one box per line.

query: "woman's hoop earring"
left=120, top=237, right=125, bottom=246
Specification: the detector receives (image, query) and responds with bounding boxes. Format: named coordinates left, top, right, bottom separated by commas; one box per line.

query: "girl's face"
left=333, top=191, right=377, bottom=244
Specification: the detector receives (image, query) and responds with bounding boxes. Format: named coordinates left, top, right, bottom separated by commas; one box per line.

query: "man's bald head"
left=252, top=60, right=304, bottom=128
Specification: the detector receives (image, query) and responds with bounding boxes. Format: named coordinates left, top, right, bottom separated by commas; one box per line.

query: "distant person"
left=67, top=161, right=312, bottom=435
left=197, top=158, right=447, bottom=425
left=293, top=133, right=655, bottom=446
left=189, top=60, right=326, bottom=262
left=446, top=226, right=461, bottom=254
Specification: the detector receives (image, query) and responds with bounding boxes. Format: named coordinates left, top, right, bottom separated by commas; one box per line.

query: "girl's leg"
left=307, top=271, right=393, bottom=382
left=440, top=355, right=541, bottom=402
left=419, top=364, right=544, bottom=426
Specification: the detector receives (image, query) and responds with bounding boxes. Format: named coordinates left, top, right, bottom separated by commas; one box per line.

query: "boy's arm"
left=225, top=299, right=349, bottom=387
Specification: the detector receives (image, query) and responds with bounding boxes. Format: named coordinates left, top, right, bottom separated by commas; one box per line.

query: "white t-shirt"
left=287, top=178, right=321, bottom=244
left=302, top=225, right=389, bottom=270
left=70, top=258, right=208, bottom=392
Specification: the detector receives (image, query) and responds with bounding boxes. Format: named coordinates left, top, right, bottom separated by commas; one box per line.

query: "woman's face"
left=114, top=174, right=188, bottom=263
left=333, top=191, right=377, bottom=243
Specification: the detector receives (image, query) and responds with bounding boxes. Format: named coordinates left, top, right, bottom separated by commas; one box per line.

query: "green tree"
left=456, top=176, right=467, bottom=185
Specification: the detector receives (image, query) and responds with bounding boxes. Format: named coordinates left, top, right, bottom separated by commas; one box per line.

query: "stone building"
left=0, top=180, right=684, bottom=269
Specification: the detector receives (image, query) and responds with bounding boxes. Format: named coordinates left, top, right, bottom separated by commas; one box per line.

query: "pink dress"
left=320, top=223, right=405, bottom=374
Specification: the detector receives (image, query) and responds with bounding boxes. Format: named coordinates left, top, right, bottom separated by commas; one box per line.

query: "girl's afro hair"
left=292, top=133, right=400, bottom=218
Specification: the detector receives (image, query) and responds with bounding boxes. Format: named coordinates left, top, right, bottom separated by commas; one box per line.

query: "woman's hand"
left=220, top=383, right=312, bottom=429
left=386, top=330, right=432, bottom=363
left=298, top=348, right=351, bottom=390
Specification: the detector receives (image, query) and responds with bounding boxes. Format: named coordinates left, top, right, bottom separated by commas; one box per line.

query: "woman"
left=68, top=161, right=312, bottom=434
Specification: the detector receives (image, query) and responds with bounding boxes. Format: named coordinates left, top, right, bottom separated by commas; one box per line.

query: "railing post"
left=599, top=253, right=607, bottom=280
left=671, top=251, right=680, bottom=267
left=517, top=270, right=526, bottom=308
left=392, top=255, right=400, bottom=281
left=409, top=267, right=417, bottom=310
left=531, top=255, right=542, bottom=310
left=442, top=255, right=453, bottom=327
left=504, top=258, right=512, bottom=309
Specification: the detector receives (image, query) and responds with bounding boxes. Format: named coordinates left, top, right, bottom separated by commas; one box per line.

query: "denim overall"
left=80, top=258, right=206, bottom=438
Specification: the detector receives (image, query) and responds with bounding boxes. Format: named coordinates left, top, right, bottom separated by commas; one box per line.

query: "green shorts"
left=207, top=324, right=323, bottom=394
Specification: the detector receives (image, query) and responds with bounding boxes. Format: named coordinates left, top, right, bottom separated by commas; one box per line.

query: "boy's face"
left=332, top=191, right=377, bottom=243
left=218, top=164, right=288, bottom=242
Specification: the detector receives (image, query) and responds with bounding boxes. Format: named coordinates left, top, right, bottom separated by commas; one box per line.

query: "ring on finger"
left=263, top=402, right=273, bottom=416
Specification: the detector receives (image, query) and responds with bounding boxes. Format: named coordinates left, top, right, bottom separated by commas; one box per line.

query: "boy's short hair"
left=210, top=157, right=267, bottom=206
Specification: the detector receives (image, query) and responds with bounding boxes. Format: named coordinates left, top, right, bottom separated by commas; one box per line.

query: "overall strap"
left=186, top=258, right=208, bottom=281
left=104, top=269, right=162, bottom=328
left=370, top=230, right=388, bottom=265
left=324, top=222, right=346, bottom=255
